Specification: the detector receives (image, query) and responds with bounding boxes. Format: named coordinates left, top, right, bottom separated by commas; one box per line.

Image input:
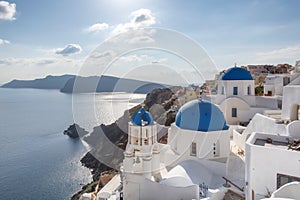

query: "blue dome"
left=221, top=67, right=253, bottom=80
left=175, top=99, right=229, bottom=132
left=131, top=108, right=154, bottom=126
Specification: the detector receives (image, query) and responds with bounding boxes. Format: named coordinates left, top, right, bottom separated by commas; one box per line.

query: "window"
left=144, top=139, right=149, bottom=145
left=221, top=86, right=224, bottom=95
left=277, top=173, right=300, bottom=189
left=133, top=130, right=139, bottom=145
left=190, top=142, right=197, bottom=156
left=247, top=86, right=251, bottom=95
left=213, top=141, right=220, bottom=157
left=232, top=108, right=237, bottom=118
left=283, top=77, right=290, bottom=86
left=233, top=87, right=238, bottom=95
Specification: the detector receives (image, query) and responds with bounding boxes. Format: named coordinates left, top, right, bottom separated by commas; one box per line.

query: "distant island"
left=1, top=75, right=74, bottom=90
left=1, top=75, right=169, bottom=94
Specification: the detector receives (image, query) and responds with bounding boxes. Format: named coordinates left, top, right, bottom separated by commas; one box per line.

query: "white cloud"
left=256, top=45, right=300, bottom=63
left=55, top=44, right=82, bottom=56
left=0, top=57, right=79, bottom=66
left=112, top=8, right=156, bottom=34
left=117, top=54, right=167, bottom=64
left=119, top=54, right=143, bottom=62
left=0, top=38, right=10, bottom=45
left=131, top=8, right=155, bottom=26
left=128, top=36, right=154, bottom=44
left=86, top=22, right=109, bottom=33
left=0, top=1, right=16, bottom=20
left=90, top=50, right=115, bottom=59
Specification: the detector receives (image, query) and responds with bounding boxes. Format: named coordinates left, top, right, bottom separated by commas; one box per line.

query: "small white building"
left=264, top=74, right=292, bottom=96
left=245, top=131, right=300, bottom=200
left=203, top=66, right=278, bottom=125
left=281, top=82, right=300, bottom=122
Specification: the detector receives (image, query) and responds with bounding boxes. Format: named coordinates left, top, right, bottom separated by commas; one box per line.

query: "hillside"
left=1, top=75, right=75, bottom=89
left=1, top=74, right=168, bottom=94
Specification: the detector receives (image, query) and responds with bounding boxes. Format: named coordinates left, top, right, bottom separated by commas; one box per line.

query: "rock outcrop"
left=63, top=124, right=88, bottom=138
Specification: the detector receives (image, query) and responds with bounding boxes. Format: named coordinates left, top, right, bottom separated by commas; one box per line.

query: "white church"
left=202, top=66, right=279, bottom=125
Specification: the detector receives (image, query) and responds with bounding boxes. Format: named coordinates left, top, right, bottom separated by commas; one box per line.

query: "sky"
left=1, top=0, right=300, bottom=83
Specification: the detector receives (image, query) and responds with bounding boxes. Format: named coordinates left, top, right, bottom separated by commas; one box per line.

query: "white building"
left=281, top=80, right=300, bottom=122
left=232, top=75, right=300, bottom=199
left=203, top=66, right=278, bottom=125
left=263, top=74, right=297, bottom=96
left=122, top=108, right=163, bottom=199
left=295, top=60, right=300, bottom=73
left=245, top=131, right=300, bottom=199
left=168, top=99, right=230, bottom=162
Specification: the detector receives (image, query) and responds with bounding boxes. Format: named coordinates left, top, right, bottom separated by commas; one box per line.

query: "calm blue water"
left=0, top=88, right=145, bottom=200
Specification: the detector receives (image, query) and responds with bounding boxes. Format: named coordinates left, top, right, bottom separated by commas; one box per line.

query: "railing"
left=222, top=176, right=244, bottom=192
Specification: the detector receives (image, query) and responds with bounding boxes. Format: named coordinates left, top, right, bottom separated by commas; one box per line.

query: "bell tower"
left=123, top=108, right=160, bottom=179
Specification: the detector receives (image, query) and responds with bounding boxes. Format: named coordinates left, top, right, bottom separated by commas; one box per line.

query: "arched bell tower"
left=123, top=108, right=160, bottom=179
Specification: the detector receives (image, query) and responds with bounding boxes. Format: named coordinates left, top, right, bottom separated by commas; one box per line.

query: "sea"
left=0, top=88, right=145, bottom=200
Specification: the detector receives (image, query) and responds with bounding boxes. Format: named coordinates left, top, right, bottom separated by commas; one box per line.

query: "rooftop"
left=250, top=133, right=300, bottom=152
left=221, top=67, right=253, bottom=81
left=131, top=107, right=154, bottom=126
left=175, top=99, right=229, bottom=132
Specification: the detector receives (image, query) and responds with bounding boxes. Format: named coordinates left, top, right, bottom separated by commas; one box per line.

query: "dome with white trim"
left=221, top=67, right=253, bottom=80
left=175, top=99, right=228, bottom=132
left=131, top=108, right=154, bottom=126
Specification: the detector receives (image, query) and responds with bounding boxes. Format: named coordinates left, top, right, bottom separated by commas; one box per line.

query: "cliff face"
left=145, top=87, right=181, bottom=125
left=144, top=88, right=174, bottom=108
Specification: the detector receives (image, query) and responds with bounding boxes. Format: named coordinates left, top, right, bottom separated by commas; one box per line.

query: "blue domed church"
left=168, top=99, right=231, bottom=161
left=202, top=66, right=278, bottom=125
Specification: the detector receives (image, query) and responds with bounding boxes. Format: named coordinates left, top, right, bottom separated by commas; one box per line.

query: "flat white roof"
left=98, top=174, right=121, bottom=199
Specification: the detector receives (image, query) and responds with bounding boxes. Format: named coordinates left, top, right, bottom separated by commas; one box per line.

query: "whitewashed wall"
left=282, top=85, right=300, bottom=120
left=245, top=133, right=300, bottom=200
